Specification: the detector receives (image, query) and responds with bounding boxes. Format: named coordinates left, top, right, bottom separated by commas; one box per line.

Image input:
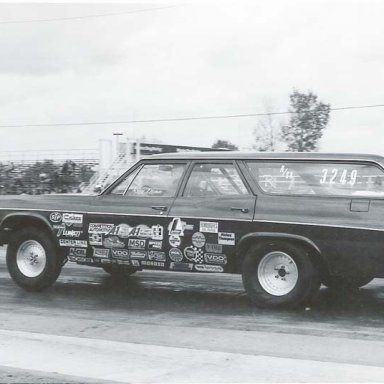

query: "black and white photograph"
left=0, top=0, right=384, bottom=382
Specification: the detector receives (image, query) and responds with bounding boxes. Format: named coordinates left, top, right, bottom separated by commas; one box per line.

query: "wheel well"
left=1, top=215, right=55, bottom=245
left=236, top=235, right=328, bottom=279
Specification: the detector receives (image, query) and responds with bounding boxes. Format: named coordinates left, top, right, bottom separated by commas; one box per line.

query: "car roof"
left=145, top=151, right=384, bottom=163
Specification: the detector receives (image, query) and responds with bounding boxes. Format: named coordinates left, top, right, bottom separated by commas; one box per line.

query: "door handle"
left=151, top=206, right=168, bottom=212
left=230, top=207, right=249, bottom=213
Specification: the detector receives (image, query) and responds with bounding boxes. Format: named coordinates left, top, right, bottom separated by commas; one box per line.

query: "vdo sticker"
left=192, top=232, right=206, bottom=248
left=204, top=253, right=227, bottom=265
left=111, top=249, right=130, bottom=260
left=199, top=221, right=218, bottom=233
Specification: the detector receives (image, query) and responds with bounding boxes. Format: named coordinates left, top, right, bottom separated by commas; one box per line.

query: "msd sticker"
left=200, top=221, right=218, bottom=233
left=128, top=239, right=146, bottom=249
left=218, top=232, right=235, bottom=245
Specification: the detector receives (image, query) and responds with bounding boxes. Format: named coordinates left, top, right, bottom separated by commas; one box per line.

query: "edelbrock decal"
left=204, top=253, right=227, bottom=265
left=169, top=248, right=183, bottom=262
left=192, top=232, right=206, bottom=248
left=199, top=221, right=218, bottom=234
left=218, top=232, right=235, bottom=245
left=59, top=239, right=87, bottom=248
left=195, top=264, right=224, bottom=273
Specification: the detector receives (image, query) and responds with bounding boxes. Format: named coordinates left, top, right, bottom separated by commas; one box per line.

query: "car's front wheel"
left=6, top=227, right=63, bottom=291
left=242, top=241, right=320, bottom=309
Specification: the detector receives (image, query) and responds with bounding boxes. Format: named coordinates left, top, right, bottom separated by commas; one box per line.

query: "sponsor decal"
left=141, top=260, right=165, bottom=267
left=151, top=225, right=164, bottom=240
left=148, top=251, right=166, bottom=262
left=169, top=235, right=181, bottom=248
left=69, top=248, right=87, bottom=257
left=62, top=229, right=82, bottom=238
left=111, top=249, right=130, bottom=260
left=148, top=240, right=163, bottom=250
left=184, top=246, right=204, bottom=263
left=68, top=256, right=77, bottom=262
left=89, top=223, right=115, bottom=234
left=128, top=239, right=146, bottom=249
left=129, top=250, right=147, bottom=259
left=117, top=260, right=131, bottom=265
left=169, top=248, right=183, bottom=262
left=204, top=253, right=227, bottom=265
left=170, top=262, right=193, bottom=271
left=128, top=225, right=152, bottom=239
left=218, top=232, right=235, bottom=245
left=89, top=233, right=103, bottom=246
left=76, top=257, right=87, bottom=262
left=59, top=239, right=87, bottom=248
left=131, top=259, right=140, bottom=267
left=101, top=259, right=112, bottom=264
left=111, top=223, right=132, bottom=238
left=93, top=248, right=110, bottom=258
left=199, top=221, right=219, bottom=234
left=168, top=218, right=185, bottom=236
left=62, top=213, right=83, bottom=225
left=49, top=212, right=62, bottom=223
left=192, top=232, right=206, bottom=248
left=205, top=243, right=223, bottom=253
left=104, top=236, right=125, bottom=248
left=54, top=224, right=65, bottom=237
left=184, top=224, right=194, bottom=231
left=195, top=264, right=224, bottom=273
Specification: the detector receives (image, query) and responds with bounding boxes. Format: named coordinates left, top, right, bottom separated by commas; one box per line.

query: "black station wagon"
left=1, top=152, right=384, bottom=309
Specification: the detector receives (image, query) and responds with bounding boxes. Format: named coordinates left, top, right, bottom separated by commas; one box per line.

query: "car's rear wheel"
left=322, top=275, right=373, bottom=290
left=6, top=227, right=63, bottom=291
left=242, top=241, right=320, bottom=309
left=102, top=265, right=137, bottom=277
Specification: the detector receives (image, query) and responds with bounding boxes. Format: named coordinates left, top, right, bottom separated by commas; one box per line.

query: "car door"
left=87, top=161, right=188, bottom=268
left=167, top=161, right=257, bottom=273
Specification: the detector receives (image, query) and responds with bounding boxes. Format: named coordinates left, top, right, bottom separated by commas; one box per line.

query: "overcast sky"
left=0, top=0, right=383, bottom=155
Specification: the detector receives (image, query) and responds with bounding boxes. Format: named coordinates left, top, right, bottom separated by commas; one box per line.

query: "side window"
left=125, top=163, right=186, bottom=197
left=184, top=163, right=249, bottom=197
left=247, top=161, right=384, bottom=197
left=109, top=166, right=141, bottom=195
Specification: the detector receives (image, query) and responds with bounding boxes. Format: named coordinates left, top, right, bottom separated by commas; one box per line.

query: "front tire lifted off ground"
left=242, top=241, right=320, bottom=309
left=6, top=227, right=63, bottom=291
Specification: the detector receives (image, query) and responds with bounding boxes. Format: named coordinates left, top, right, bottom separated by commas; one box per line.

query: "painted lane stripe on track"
left=1, top=329, right=384, bottom=383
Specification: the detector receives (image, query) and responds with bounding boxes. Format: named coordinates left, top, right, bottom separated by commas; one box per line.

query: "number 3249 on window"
left=319, top=168, right=357, bottom=186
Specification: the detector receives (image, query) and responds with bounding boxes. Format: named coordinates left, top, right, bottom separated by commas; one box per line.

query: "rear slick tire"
left=6, top=227, right=63, bottom=291
left=242, top=241, right=320, bottom=309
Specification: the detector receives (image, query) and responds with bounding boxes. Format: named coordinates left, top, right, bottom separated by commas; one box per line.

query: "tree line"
left=212, top=90, right=331, bottom=152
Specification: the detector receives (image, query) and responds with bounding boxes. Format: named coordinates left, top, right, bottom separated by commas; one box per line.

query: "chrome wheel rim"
left=257, top=251, right=298, bottom=296
left=16, top=240, right=46, bottom=278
